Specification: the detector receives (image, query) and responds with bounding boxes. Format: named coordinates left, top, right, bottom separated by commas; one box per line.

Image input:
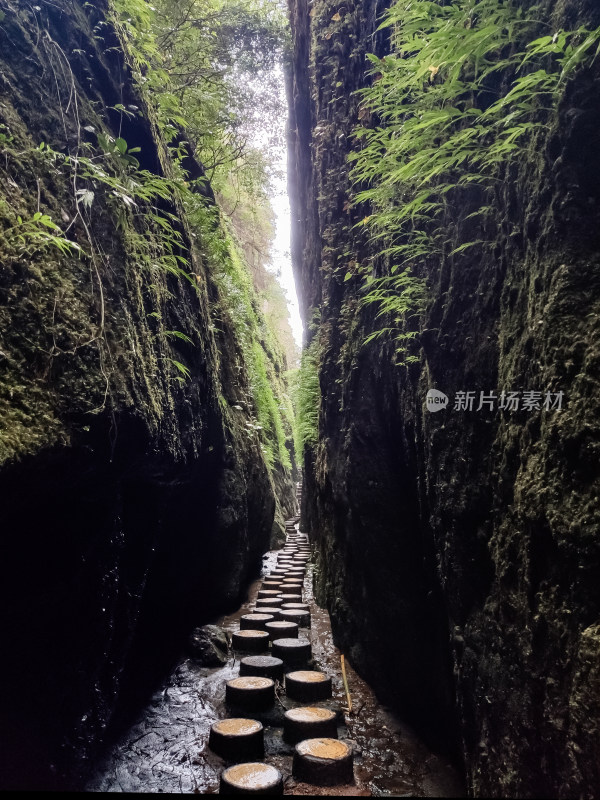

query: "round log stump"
left=280, top=609, right=310, bottom=627
left=283, top=706, right=337, bottom=744
left=255, top=597, right=283, bottom=608
left=240, top=614, right=274, bottom=631
left=225, top=676, right=275, bottom=710
left=271, top=637, right=311, bottom=666
left=281, top=602, right=310, bottom=611
left=232, top=630, right=270, bottom=654
left=292, top=738, right=354, bottom=786
left=239, top=655, right=284, bottom=682
left=219, top=763, right=283, bottom=795
left=285, top=670, right=332, bottom=702
left=208, top=718, right=264, bottom=761
left=265, top=620, right=298, bottom=640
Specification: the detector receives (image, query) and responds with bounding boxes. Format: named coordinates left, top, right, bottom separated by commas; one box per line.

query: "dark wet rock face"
left=188, top=626, right=230, bottom=667
left=0, top=0, right=293, bottom=790
left=288, top=0, right=600, bottom=797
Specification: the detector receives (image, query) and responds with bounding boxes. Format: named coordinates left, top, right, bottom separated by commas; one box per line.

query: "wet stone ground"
left=88, top=542, right=465, bottom=795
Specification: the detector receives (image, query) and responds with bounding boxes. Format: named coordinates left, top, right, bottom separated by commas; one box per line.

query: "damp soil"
left=87, top=543, right=465, bottom=795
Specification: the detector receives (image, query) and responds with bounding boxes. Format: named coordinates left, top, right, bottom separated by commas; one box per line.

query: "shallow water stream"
left=88, top=543, right=465, bottom=795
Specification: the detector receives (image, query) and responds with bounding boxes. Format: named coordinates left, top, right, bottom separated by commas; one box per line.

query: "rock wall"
left=0, top=0, right=293, bottom=789
left=287, top=0, right=600, bottom=796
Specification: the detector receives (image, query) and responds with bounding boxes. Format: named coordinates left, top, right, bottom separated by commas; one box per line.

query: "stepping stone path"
left=211, top=481, right=357, bottom=792
left=87, top=479, right=465, bottom=795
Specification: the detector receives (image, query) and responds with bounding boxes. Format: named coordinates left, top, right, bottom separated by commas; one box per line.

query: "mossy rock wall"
left=288, top=0, right=600, bottom=796
left=0, top=0, right=293, bottom=789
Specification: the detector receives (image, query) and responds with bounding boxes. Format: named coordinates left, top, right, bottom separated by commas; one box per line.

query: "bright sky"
left=248, top=64, right=303, bottom=348
left=269, top=162, right=303, bottom=347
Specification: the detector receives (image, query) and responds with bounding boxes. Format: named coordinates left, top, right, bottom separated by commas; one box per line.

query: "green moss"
left=0, top=0, right=295, bottom=490
left=186, top=195, right=295, bottom=478
left=291, top=335, right=321, bottom=451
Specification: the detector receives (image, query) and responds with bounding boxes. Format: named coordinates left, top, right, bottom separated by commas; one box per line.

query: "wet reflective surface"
left=88, top=547, right=465, bottom=795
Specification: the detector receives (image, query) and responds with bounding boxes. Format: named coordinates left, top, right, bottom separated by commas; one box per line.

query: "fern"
left=349, top=0, right=600, bottom=353
left=292, top=336, right=321, bottom=451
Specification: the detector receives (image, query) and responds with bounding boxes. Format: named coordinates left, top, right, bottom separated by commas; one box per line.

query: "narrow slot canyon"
left=1, top=0, right=599, bottom=797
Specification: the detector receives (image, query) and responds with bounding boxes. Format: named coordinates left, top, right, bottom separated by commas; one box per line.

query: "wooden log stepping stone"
left=240, top=613, right=274, bottom=631
left=257, top=589, right=281, bottom=599
left=280, top=608, right=310, bottom=627
left=265, top=620, right=298, bottom=640
left=269, top=570, right=287, bottom=577
left=232, top=630, right=270, bottom=653
left=279, top=593, right=302, bottom=604
left=226, top=677, right=275, bottom=710
left=279, top=584, right=302, bottom=597
left=253, top=606, right=282, bottom=620
left=283, top=706, right=337, bottom=744
left=255, top=597, right=283, bottom=608
left=239, top=655, right=284, bottom=682
left=272, top=637, right=311, bottom=666
left=219, top=762, right=283, bottom=795
left=281, top=601, right=309, bottom=611
left=261, top=581, right=282, bottom=591
left=209, top=718, right=264, bottom=761
left=292, top=738, right=354, bottom=786
left=285, top=671, right=332, bottom=702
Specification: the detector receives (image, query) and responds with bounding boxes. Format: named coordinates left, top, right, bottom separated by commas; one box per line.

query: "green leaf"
left=170, top=359, right=191, bottom=378
left=164, top=329, right=194, bottom=345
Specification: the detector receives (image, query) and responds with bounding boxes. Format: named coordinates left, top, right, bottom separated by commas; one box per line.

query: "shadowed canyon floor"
left=88, top=522, right=464, bottom=795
